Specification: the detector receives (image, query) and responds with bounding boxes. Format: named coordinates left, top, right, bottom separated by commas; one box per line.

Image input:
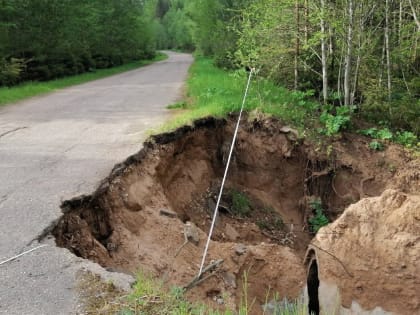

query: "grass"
left=156, top=56, right=319, bottom=134
left=77, top=269, right=315, bottom=315
left=0, top=52, right=168, bottom=106
left=231, top=190, right=251, bottom=217
left=118, top=271, right=311, bottom=315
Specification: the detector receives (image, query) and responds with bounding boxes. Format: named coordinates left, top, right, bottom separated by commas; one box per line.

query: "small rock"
left=216, top=297, right=224, bottom=305
left=225, top=223, right=240, bottom=241
left=222, top=272, right=237, bottom=289
left=280, top=126, right=299, bottom=141
left=235, top=244, right=247, bottom=256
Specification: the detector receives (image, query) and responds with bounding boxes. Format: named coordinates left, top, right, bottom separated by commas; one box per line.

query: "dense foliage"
left=0, top=0, right=156, bottom=85
left=156, top=0, right=419, bottom=135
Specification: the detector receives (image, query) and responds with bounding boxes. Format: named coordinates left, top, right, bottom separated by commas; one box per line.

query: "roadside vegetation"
left=0, top=53, right=167, bottom=106
left=164, top=56, right=419, bottom=151
left=79, top=271, right=309, bottom=315
left=155, top=0, right=419, bottom=140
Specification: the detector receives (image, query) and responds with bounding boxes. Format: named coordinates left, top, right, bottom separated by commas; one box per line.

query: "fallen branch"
left=184, top=259, right=223, bottom=291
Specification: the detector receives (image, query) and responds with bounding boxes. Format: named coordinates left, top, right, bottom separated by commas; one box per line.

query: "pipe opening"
left=307, top=259, right=320, bottom=315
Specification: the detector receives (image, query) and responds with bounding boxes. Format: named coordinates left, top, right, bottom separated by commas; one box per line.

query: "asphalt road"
left=0, top=51, right=193, bottom=314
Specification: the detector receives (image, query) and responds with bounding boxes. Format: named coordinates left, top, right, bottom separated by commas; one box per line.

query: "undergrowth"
left=231, top=190, right=251, bottom=217
left=163, top=56, right=419, bottom=152
left=308, top=200, right=329, bottom=233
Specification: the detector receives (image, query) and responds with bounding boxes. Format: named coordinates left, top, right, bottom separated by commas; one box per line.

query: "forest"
left=0, top=0, right=418, bottom=134
left=155, top=0, right=419, bottom=134
left=0, top=0, right=156, bottom=84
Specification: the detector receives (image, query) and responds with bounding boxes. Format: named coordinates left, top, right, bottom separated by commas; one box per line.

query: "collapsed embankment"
left=52, top=116, right=419, bottom=313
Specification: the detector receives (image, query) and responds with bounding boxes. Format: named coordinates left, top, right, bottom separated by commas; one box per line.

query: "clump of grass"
left=79, top=269, right=319, bottom=315
left=77, top=271, right=125, bottom=315
left=0, top=53, right=167, bottom=106
left=231, top=190, right=251, bottom=217
left=117, top=271, right=235, bottom=315
left=167, top=101, right=188, bottom=109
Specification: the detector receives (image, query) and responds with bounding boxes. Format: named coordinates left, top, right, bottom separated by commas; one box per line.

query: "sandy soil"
left=53, top=116, right=418, bottom=313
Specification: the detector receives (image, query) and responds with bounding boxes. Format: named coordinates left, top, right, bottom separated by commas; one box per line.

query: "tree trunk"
left=385, top=0, right=392, bottom=100
left=294, top=0, right=300, bottom=90
left=304, top=0, right=308, bottom=45
left=408, top=0, right=420, bottom=31
left=344, top=0, right=354, bottom=106
left=320, top=0, right=328, bottom=104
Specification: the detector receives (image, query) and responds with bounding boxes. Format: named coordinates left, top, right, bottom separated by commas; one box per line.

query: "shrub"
left=320, top=105, right=355, bottom=136
left=231, top=190, right=251, bottom=217
left=308, top=200, right=329, bottom=232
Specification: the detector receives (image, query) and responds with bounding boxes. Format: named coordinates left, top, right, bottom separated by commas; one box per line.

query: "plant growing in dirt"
left=319, top=105, right=355, bottom=136
left=369, top=140, right=384, bottom=151
left=360, top=128, right=418, bottom=149
left=167, top=101, right=188, bottom=109
left=231, top=190, right=251, bottom=217
left=257, top=216, right=284, bottom=232
left=395, top=131, right=418, bottom=148
left=308, top=200, right=329, bottom=233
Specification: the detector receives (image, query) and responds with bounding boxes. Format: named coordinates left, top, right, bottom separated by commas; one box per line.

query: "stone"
left=225, top=223, right=240, bottom=241
left=234, top=244, right=247, bottom=256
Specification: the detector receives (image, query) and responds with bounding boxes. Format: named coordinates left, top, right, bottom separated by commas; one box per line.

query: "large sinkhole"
left=52, top=116, right=397, bottom=311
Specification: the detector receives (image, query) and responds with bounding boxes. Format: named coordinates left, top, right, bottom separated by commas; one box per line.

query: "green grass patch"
left=115, top=271, right=310, bottom=315
left=231, top=190, right=251, bottom=217
left=0, top=53, right=168, bottom=106
left=167, top=101, right=188, bottom=109
left=157, top=56, right=319, bottom=134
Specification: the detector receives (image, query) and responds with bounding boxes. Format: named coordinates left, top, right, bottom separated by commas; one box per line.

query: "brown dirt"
left=52, top=116, right=417, bottom=313
left=309, top=189, right=420, bottom=315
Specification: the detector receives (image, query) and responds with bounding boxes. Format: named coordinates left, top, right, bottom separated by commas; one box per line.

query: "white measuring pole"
left=198, top=69, right=254, bottom=277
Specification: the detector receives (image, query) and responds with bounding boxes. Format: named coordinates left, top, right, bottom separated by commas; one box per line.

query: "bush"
left=0, top=58, right=25, bottom=86
left=319, top=105, right=355, bottom=136
left=231, top=190, right=251, bottom=217
left=308, top=200, right=329, bottom=233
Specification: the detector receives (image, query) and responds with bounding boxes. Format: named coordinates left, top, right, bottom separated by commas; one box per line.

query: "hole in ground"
left=307, top=258, right=320, bottom=315
left=52, top=116, right=402, bottom=312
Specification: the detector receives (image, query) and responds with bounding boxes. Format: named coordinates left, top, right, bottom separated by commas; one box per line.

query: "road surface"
left=0, top=51, right=193, bottom=314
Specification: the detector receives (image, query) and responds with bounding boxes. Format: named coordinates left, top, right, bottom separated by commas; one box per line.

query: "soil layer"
left=53, top=116, right=417, bottom=313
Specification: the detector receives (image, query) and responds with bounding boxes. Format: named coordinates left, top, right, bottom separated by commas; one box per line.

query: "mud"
left=52, top=116, right=417, bottom=313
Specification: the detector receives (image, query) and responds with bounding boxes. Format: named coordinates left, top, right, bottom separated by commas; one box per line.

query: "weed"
left=360, top=128, right=418, bottom=150
left=369, top=140, right=384, bottom=151
left=262, top=295, right=308, bottom=315
left=257, top=216, right=284, bottom=231
left=395, top=131, right=418, bottom=148
left=319, top=105, right=355, bottom=136
left=376, top=128, right=393, bottom=140
left=167, top=101, right=188, bottom=109
left=359, top=127, right=378, bottom=137
left=231, top=190, right=251, bottom=217
left=308, top=200, right=329, bottom=233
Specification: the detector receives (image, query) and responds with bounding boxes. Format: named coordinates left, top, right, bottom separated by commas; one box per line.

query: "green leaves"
left=0, top=0, right=157, bottom=85
left=308, top=200, right=329, bottom=233
left=319, top=105, right=355, bottom=136
left=360, top=127, right=418, bottom=149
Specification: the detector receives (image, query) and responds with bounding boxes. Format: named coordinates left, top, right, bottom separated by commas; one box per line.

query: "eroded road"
left=0, top=52, right=193, bottom=314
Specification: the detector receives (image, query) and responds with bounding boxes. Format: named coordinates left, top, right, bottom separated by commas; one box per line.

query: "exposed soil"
left=309, top=189, right=420, bottom=315
left=52, top=116, right=417, bottom=313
